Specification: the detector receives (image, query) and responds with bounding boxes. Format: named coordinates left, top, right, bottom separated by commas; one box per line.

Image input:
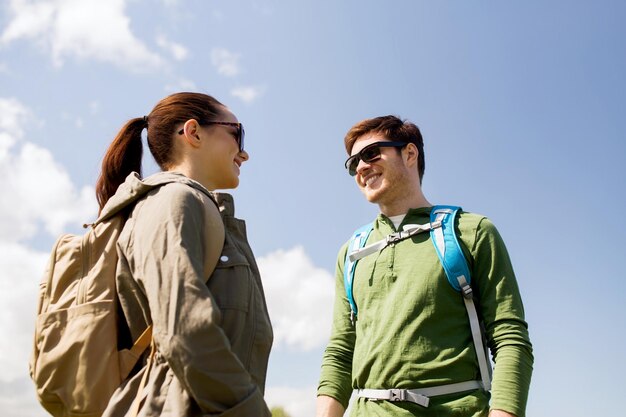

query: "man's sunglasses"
left=345, top=141, right=407, bottom=176
left=178, top=121, right=245, bottom=152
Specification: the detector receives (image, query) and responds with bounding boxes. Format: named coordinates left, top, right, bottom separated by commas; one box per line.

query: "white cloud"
left=0, top=140, right=96, bottom=240
left=0, top=99, right=29, bottom=161
left=265, top=386, right=317, bottom=417
left=0, top=97, right=29, bottom=142
left=0, top=0, right=163, bottom=72
left=257, top=246, right=334, bottom=351
left=0, top=0, right=54, bottom=42
left=211, top=47, right=241, bottom=77
left=156, top=34, right=188, bottom=61
left=231, top=85, right=265, bottom=104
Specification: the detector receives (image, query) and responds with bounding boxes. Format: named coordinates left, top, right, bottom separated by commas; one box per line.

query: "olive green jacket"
left=318, top=207, right=533, bottom=417
left=103, top=172, right=273, bottom=417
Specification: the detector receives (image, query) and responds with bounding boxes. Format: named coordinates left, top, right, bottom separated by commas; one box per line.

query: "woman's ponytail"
left=95, top=117, right=146, bottom=212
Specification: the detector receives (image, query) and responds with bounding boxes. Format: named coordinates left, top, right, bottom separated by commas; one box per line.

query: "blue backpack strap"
left=429, top=205, right=493, bottom=390
left=429, top=205, right=471, bottom=291
left=344, top=222, right=374, bottom=324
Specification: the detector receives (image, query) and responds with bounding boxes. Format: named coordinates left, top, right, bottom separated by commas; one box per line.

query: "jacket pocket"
left=208, top=239, right=251, bottom=312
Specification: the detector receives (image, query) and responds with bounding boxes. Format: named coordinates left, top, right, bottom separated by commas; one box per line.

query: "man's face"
left=350, top=133, right=410, bottom=205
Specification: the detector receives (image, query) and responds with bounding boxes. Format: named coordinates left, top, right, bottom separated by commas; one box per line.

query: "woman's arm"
left=130, top=185, right=269, bottom=416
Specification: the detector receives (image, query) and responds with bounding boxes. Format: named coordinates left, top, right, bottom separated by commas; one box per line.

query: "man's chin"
left=362, top=188, right=382, bottom=203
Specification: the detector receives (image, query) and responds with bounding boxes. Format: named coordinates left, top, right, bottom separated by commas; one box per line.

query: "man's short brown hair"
left=344, top=115, right=425, bottom=182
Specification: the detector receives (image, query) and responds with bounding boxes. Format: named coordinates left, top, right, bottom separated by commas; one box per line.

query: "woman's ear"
left=180, top=119, right=202, bottom=148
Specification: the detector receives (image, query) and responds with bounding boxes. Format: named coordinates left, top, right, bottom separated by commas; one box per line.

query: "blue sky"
left=1, top=1, right=625, bottom=416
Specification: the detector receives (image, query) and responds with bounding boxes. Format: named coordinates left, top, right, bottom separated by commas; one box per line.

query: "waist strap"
left=356, top=380, right=483, bottom=408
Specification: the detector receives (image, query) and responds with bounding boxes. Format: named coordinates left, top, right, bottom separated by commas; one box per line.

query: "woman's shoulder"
left=158, top=181, right=210, bottom=202
left=136, top=182, right=219, bottom=225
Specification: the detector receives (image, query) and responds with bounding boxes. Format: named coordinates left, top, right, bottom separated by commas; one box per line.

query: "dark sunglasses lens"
left=239, top=125, right=245, bottom=151
left=347, top=156, right=359, bottom=176
left=361, top=145, right=381, bottom=163
left=346, top=144, right=382, bottom=176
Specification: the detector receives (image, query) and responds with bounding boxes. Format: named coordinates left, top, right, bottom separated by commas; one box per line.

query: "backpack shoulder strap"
left=429, top=205, right=471, bottom=291
left=429, top=205, right=492, bottom=391
left=343, top=222, right=374, bottom=324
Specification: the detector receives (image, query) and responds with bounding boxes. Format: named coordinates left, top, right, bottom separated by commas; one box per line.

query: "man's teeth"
left=365, top=175, right=380, bottom=186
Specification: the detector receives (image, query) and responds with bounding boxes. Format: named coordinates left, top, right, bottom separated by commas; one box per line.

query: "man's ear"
left=403, top=142, right=419, bottom=168
left=180, top=119, right=202, bottom=148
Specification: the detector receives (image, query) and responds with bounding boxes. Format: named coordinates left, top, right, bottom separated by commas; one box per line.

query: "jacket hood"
left=97, top=172, right=216, bottom=223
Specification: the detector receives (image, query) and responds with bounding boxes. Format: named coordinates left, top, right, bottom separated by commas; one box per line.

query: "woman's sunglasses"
left=345, top=141, right=407, bottom=176
left=178, top=121, right=245, bottom=152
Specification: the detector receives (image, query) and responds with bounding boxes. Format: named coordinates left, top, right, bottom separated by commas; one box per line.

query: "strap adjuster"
left=457, top=275, right=473, bottom=299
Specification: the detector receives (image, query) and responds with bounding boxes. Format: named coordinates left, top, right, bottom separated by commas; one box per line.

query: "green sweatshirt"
left=318, top=207, right=533, bottom=417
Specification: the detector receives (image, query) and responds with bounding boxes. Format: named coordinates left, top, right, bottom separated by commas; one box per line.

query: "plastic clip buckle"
left=387, top=230, right=408, bottom=245
left=389, top=389, right=406, bottom=402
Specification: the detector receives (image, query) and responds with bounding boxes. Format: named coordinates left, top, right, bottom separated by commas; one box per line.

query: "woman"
left=97, top=92, right=273, bottom=416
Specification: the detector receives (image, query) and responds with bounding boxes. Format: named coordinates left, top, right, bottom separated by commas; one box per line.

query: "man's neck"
left=379, top=191, right=431, bottom=217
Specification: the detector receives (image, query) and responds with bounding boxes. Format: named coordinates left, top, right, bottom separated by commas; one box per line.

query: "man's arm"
left=316, top=395, right=345, bottom=417
left=471, top=217, right=534, bottom=417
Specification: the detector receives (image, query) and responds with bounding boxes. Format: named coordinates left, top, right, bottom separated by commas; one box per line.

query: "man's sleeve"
left=129, top=186, right=269, bottom=416
left=317, top=243, right=356, bottom=409
left=472, top=217, right=534, bottom=417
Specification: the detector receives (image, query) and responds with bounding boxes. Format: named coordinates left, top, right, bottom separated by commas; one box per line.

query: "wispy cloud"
left=210, top=47, right=267, bottom=105
left=164, top=77, right=197, bottom=93
left=231, top=85, right=265, bottom=104
left=89, top=100, right=100, bottom=115
left=211, top=47, right=241, bottom=77
left=257, top=246, right=334, bottom=351
left=156, top=34, right=188, bottom=61
left=0, top=0, right=163, bottom=72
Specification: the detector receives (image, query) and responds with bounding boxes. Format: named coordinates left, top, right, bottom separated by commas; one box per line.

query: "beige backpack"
left=29, top=172, right=214, bottom=417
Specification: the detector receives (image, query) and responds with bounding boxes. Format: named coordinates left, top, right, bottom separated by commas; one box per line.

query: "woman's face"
left=200, top=108, right=249, bottom=190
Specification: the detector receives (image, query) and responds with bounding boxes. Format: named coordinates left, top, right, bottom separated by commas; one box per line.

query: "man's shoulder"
left=457, top=210, right=498, bottom=233
left=456, top=210, right=505, bottom=256
left=457, top=210, right=488, bottom=226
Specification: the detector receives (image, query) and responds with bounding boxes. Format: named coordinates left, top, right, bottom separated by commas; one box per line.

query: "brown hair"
left=344, top=115, right=425, bottom=183
left=95, top=92, right=225, bottom=211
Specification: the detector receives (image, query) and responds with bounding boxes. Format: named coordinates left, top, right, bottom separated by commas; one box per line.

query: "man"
left=317, top=116, right=533, bottom=417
